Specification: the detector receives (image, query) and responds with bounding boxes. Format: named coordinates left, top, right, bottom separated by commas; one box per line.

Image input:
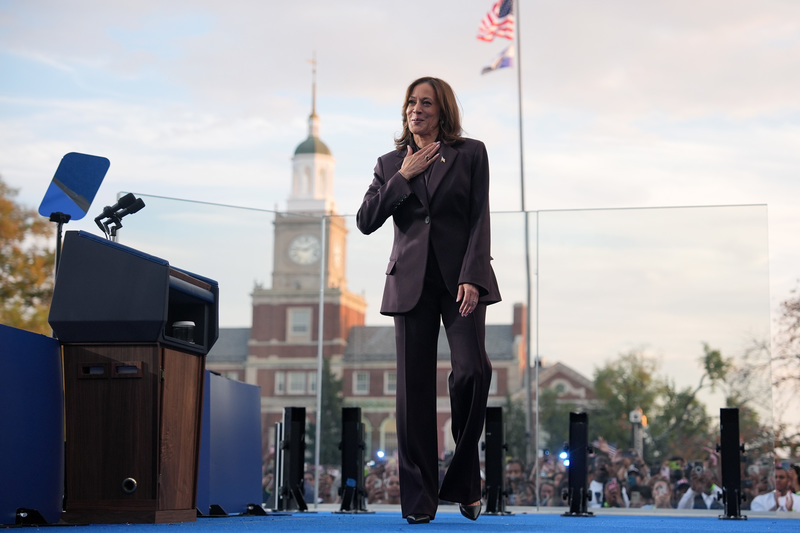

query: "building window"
left=353, top=371, right=370, bottom=395
left=308, top=372, right=317, bottom=394
left=380, top=418, right=398, bottom=457
left=384, top=371, right=397, bottom=395
left=275, top=372, right=285, bottom=395
left=287, top=307, right=312, bottom=342
left=288, top=371, right=306, bottom=394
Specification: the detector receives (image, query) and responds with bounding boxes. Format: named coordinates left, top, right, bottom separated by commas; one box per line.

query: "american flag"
left=477, top=0, right=514, bottom=42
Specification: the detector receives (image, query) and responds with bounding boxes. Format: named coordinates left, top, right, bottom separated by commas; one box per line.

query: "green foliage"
left=0, top=176, right=55, bottom=334
left=647, top=380, right=712, bottom=459
left=537, top=386, right=574, bottom=453
left=504, top=392, right=528, bottom=461
left=589, top=351, right=663, bottom=451
left=306, top=357, right=344, bottom=466
left=584, top=345, right=770, bottom=463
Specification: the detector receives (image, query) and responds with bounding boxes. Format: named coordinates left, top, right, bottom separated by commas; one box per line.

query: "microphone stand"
left=94, top=195, right=145, bottom=242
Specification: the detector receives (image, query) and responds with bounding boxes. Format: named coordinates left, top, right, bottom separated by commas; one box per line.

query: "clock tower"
left=248, top=63, right=366, bottom=435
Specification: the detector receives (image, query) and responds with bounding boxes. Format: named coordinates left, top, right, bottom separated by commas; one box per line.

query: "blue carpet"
left=33, top=509, right=796, bottom=533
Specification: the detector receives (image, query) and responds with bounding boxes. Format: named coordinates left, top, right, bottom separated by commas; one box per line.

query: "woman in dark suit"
left=357, top=76, right=501, bottom=524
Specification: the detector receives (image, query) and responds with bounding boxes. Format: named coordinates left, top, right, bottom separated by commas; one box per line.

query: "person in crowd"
left=356, top=76, right=501, bottom=525
left=538, top=480, right=556, bottom=507
left=552, top=470, right=566, bottom=493
left=751, top=465, right=794, bottom=511
left=505, top=458, right=525, bottom=505
left=630, top=485, right=654, bottom=509
left=538, top=455, right=557, bottom=479
left=603, top=477, right=628, bottom=508
left=365, top=473, right=384, bottom=505
left=676, top=464, right=722, bottom=509
left=554, top=477, right=570, bottom=507
left=385, top=459, right=400, bottom=479
left=589, top=455, right=611, bottom=508
left=651, top=476, right=674, bottom=509
left=262, top=468, right=275, bottom=506
left=788, top=464, right=800, bottom=494
left=627, top=464, right=645, bottom=489
left=317, top=472, right=335, bottom=504
left=384, top=474, right=402, bottom=505
left=741, top=462, right=763, bottom=509
left=303, top=471, right=316, bottom=504
left=516, top=482, right=537, bottom=506
left=673, top=480, right=690, bottom=508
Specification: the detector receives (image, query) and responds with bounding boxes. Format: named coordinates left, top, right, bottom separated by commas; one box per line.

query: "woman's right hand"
left=399, top=142, right=440, bottom=180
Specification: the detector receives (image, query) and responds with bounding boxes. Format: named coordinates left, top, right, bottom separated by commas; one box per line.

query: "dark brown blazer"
left=357, top=138, right=501, bottom=315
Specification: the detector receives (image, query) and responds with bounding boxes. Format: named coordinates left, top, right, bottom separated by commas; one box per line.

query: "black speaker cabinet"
left=483, top=406, right=508, bottom=514
left=338, top=407, right=367, bottom=512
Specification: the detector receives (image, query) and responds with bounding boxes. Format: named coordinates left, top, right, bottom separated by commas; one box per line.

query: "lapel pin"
left=441, top=157, right=446, bottom=163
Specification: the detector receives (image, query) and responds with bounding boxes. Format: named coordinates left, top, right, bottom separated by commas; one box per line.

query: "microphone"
left=115, top=198, right=145, bottom=218
left=93, top=193, right=145, bottom=239
left=96, top=193, right=136, bottom=220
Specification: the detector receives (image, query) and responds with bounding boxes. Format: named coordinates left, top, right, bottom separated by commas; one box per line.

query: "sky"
left=2, top=1, right=798, bottom=429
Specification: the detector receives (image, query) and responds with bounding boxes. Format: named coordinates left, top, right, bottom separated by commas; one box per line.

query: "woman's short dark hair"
left=395, top=76, right=463, bottom=150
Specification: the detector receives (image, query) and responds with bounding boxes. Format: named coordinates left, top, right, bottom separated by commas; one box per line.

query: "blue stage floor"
left=26, top=506, right=798, bottom=533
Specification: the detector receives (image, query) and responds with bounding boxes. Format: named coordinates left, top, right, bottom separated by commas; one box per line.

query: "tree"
left=765, top=288, right=800, bottom=457
left=504, top=392, right=528, bottom=462
left=589, top=350, right=664, bottom=453
left=648, top=380, right=712, bottom=459
left=537, top=386, right=576, bottom=453
left=0, top=175, right=54, bottom=334
left=305, top=357, right=344, bottom=466
left=648, top=344, right=728, bottom=458
left=589, top=344, right=770, bottom=463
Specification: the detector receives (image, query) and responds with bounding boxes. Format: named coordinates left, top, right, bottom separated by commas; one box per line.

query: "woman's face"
left=406, top=82, right=441, bottom=141
left=788, top=467, right=799, bottom=490
left=518, top=485, right=535, bottom=506
left=653, top=481, right=670, bottom=502
left=386, top=475, right=401, bottom=496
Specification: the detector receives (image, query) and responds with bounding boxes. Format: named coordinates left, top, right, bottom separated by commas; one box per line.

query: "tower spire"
left=288, top=52, right=334, bottom=214
left=309, top=52, right=317, bottom=117
left=307, top=53, right=320, bottom=138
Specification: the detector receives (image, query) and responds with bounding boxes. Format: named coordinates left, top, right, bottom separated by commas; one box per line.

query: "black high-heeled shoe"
left=459, top=502, right=481, bottom=521
left=406, top=513, right=432, bottom=524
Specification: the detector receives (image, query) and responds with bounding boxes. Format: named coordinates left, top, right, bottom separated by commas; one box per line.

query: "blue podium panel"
left=0, top=325, right=64, bottom=525
left=197, top=371, right=262, bottom=515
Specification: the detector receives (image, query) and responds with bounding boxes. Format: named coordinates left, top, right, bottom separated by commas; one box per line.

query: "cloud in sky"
left=0, top=0, right=796, bottom=419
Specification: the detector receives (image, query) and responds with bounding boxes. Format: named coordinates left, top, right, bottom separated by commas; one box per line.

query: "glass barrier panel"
left=532, top=205, right=773, bottom=511
left=66, top=198, right=772, bottom=511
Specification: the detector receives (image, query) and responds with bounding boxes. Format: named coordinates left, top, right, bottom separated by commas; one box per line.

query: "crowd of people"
left=505, top=439, right=799, bottom=511
left=262, top=445, right=799, bottom=512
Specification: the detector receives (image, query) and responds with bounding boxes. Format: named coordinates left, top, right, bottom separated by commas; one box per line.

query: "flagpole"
left=513, top=0, right=536, bottom=478
left=478, top=0, right=536, bottom=481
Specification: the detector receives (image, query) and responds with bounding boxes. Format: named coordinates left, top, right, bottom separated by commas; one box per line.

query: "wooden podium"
left=62, top=344, right=204, bottom=523
left=50, top=231, right=219, bottom=524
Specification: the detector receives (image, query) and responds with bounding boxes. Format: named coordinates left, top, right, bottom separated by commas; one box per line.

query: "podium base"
left=62, top=507, right=196, bottom=524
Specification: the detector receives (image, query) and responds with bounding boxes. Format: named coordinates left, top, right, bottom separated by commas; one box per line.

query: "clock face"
left=288, top=234, right=321, bottom=265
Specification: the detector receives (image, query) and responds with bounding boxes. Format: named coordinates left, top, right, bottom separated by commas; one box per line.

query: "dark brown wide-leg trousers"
left=393, top=256, right=492, bottom=519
